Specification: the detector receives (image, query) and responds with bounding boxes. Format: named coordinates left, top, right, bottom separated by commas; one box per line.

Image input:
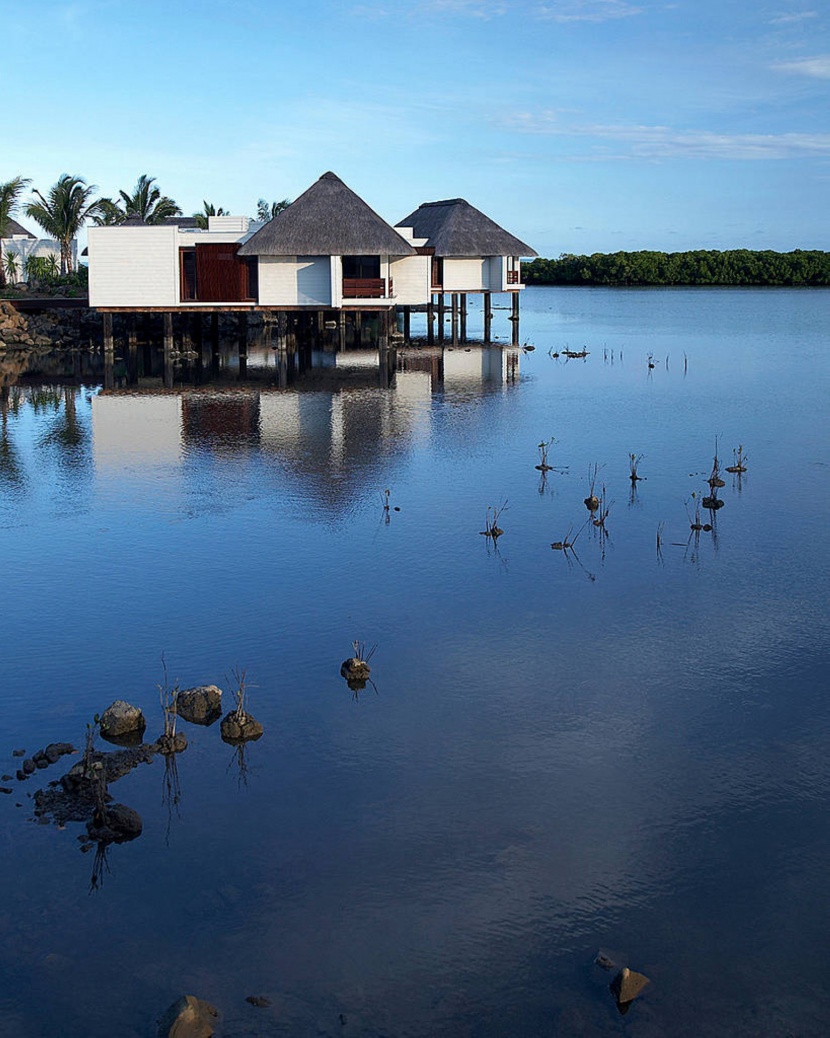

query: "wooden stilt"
left=163, top=312, right=174, bottom=389
left=483, top=291, right=492, bottom=343
left=427, top=299, right=435, bottom=344
left=511, top=292, right=520, bottom=345
left=438, top=293, right=445, bottom=343
left=403, top=306, right=411, bottom=341
left=459, top=293, right=466, bottom=342
left=338, top=311, right=346, bottom=352
left=237, top=312, right=248, bottom=378
left=102, top=312, right=113, bottom=353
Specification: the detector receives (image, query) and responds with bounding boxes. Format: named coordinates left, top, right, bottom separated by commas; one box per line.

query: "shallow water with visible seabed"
left=0, top=286, right=828, bottom=1036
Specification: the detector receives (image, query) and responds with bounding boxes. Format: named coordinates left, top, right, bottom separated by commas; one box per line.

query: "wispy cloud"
left=768, top=10, right=818, bottom=25
left=772, top=54, right=830, bottom=78
left=503, top=113, right=830, bottom=158
left=539, top=0, right=643, bottom=22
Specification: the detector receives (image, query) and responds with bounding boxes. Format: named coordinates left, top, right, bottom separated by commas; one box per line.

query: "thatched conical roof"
left=396, top=199, right=537, bottom=258
left=239, top=172, right=416, bottom=257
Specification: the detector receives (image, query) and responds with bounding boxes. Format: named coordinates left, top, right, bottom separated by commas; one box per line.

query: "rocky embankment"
left=0, top=300, right=91, bottom=349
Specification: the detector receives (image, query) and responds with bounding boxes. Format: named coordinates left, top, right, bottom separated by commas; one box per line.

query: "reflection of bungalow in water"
left=1, top=219, right=74, bottom=282
left=87, top=173, right=536, bottom=330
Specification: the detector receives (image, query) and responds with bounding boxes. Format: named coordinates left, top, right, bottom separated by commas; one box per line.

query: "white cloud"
left=539, top=0, right=643, bottom=21
left=768, top=10, right=818, bottom=25
left=772, top=54, right=830, bottom=78
left=503, top=113, right=830, bottom=158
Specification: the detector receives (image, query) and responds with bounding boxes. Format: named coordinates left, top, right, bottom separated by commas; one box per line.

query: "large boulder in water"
left=157, top=995, right=218, bottom=1038
left=86, top=803, right=143, bottom=844
left=99, top=701, right=146, bottom=742
left=174, top=685, right=222, bottom=725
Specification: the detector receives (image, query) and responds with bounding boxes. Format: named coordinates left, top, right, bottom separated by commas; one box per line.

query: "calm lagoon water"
left=0, top=287, right=829, bottom=1036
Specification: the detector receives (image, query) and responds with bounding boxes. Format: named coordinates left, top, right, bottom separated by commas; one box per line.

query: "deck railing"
left=343, top=278, right=390, bottom=298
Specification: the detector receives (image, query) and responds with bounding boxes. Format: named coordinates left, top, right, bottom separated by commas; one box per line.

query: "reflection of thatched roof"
left=396, top=199, right=537, bottom=257
left=239, top=172, right=415, bottom=258
left=3, top=219, right=36, bottom=239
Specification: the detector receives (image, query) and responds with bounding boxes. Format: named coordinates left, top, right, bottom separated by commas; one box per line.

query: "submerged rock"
left=157, top=995, right=219, bottom=1038
left=220, top=712, right=264, bottom=743
left=99, top=701, right=146, bottom=742
left=245, top=995, right=272, bottom=1007
left=175, top=685, right=222, bottom=726
left=151, top=732, right=188, bottom=755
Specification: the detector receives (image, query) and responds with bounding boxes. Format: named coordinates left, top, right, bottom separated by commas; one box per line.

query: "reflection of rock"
left=86, top=803, right=143, bottom=844
left=157, top=994, right=219, bottom=1038
left=702, top=495, right=724, bottom=510
left=175, top=685, right=222, bottom=725
left=220, top=712, right=264, bottom=743
left=99, top=701, right=146, bottom=742
left=611, top=966, right=650, bottom=1008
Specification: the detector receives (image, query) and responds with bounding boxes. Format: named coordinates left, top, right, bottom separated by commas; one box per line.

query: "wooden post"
left=510, top=293, right=520, bottom=346
left=102, top=312, right=113, bottom=353
left=427, top=299, right=435, bottom=344
left=403, top=306, right=411, bottom=341
left=451, top=293, right=459, bottom=345
left=483, top=291, right=492, bottom=343
left=378, top=309, right=389, bottom=351
left=163, top=312, right=174, bottom=389
left=237, top=312, right=248, bottom=378
left=338, top=311, right=346, bottom=352
left=459, top=293, right=467, bottom=342
left=437, top=293, right=445, bottom=343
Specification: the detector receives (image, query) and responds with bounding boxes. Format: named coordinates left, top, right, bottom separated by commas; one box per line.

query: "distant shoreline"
left=522, top=249, right=830, bottom=287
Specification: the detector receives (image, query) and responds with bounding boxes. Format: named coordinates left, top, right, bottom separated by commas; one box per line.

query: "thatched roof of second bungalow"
left=2, top=219, right=36, bottom=239
left=396, top=199, right=537, bottom=258
left=239, top=172, right=416, bottom=258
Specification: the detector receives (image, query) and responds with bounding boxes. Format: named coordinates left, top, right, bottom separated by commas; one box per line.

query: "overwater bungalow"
left=1, top=218, right=72, bottom=282
left=86, top=172, right=536, bottom=347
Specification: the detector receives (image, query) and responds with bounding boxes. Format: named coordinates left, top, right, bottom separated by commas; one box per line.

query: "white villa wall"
left=488, top=256, right=505, bottom=292
left=390, top=254, right=430, bottom=305
left=443, top=258, right=489, bottom=292
left=1, top=237, right=75, bottom=281
left=258, top=256, right=332, bottom=307
left=88, top=226, right=179, bottom=307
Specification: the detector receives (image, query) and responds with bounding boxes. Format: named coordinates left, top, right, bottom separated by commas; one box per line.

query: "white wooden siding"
left=390, top=255, right=431, bottom=305
left=88, top=226, right=178, bottom=307
left=258, top=256, right=332, bottom=306
left=443, top=258, right=489, bottom=291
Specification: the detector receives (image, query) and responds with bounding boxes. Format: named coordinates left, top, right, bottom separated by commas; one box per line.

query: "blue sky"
left=3, top=0, right=829, bottom=255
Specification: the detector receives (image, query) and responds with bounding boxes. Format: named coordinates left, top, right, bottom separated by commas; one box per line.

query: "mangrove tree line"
left=522, top=250, right=830, bottom=286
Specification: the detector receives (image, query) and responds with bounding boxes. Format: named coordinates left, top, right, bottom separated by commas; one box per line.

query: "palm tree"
left=0, top=176, right=32, bottom=289
left=193, top=201, right=228, bottom=230
left=90, top=197, right=126, bottom=226
left=119, top=174, right=182, bottom=224
left=25, top=175, right=100, bottom=275
left=256, top=198, right=291, bottom=222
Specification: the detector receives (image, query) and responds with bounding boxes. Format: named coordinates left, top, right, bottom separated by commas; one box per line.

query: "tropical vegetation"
left=25, top=174, right=101, bottom=275
left=193, top=201, right=227, bottom=230
left=0, top=176, right=32, bottom=289
left=523, top=250, right=830, bottom=287
left=256, top=197, right=291, bottom=221
left=118, top=174, right=182, bottom=224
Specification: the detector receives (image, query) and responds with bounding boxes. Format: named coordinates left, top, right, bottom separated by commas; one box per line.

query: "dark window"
left=180, top=248, right=197, bottom=300
left=245, top=258, right=258, bottom=301
left=342, top=255, right=380, bottom=279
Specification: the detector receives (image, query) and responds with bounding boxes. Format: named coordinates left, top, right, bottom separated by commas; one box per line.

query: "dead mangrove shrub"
left=340, top=640, right=377, bottom=692
left=629, top=452, right=645, bottom=483
left=584, top=463, right=601, bottom=511
left=726, top=444, right=747, bottom=473
left=220, top=667, right=264, bottom=743
left=480, top=499, right=508, bottom=539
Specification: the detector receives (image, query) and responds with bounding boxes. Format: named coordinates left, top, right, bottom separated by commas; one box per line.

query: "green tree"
left=256, top=197, right=291, bottom=221
left=119, top=174, right=182, bottom=224
left=0, top=176, right=32, bottom=289
left=90, top=197, right=126, bottom=226
left=25, top=174, right=100, bottom=275
left=193, top=201, right=228, bottom=230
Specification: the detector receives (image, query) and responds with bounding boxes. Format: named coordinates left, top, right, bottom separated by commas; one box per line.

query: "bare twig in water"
left=629, top=453, right=645, bottom=483
left=708, top=436, right=725, bottom=489
left=480, top=499, right=508, bottom=539
left=725, top=444, right=748, bottom=473
left=584, top=463, right=601, bottom=511
left=536, top=437, right=556, bottom=472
